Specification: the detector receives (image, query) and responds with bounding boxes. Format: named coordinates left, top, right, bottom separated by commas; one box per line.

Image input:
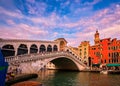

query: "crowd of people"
left=91, top=64, right=120, bottom=71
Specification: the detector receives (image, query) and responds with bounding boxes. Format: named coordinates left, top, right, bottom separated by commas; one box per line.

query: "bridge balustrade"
left=5, top=51, right=85, bottom=67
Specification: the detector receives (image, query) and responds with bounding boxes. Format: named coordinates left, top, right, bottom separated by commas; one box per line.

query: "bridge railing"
left=5, top=51, right=86, bottom=67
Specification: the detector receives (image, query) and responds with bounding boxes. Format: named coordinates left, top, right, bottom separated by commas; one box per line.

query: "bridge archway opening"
left=17, top=44, right=28, bottom=55
left=53, top=45, right=58, bottom=51
left=40, top=45, right=46, bottom=53
left=1, top=44, right=15, bottom=57
left=47, top=45, right=52, bottom=52
left=50, top=57, right=79, bottom=71
left=60, top=41, right=66, bottom=51
left=30, top=44, right=38, bottom=54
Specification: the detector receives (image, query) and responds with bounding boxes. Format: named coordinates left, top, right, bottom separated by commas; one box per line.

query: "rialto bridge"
left=0, top=38, right=88, bottom=73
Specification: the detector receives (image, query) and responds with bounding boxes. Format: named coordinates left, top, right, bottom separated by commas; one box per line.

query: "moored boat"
left=100, top=70, right=108, bottom=74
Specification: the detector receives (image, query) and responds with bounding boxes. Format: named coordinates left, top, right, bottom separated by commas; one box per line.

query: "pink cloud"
left=99, top=23, right=120, bottom=39
left=6, top=19, right=15, bottom=25
left=0, top=22, right=49, bottom=40
left=18, top=23, right=48, bottom=35
left=0, top=26, right=30, bottom=39
left=0, top=7, right=23, bottom=18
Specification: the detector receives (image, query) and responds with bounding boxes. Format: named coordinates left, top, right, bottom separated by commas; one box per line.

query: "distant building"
left=89, top=30, right=120, bottom=65
left=78, top=41, right=90, bottom=65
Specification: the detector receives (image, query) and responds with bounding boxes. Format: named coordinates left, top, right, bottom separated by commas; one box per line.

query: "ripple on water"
left=34, top=70, right=120, bottom=86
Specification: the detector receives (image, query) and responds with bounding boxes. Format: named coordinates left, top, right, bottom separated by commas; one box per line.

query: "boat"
left=100, top=70, right=108, bottom=74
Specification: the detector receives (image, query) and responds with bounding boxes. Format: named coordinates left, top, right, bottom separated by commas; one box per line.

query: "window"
left=111, top=46, right=114, bottom=50
left=114, top=53, right=116, bottom=58
left=84, top=52, right=86, bottom=55
left=80, top=53, right=81, bottom=55
left=114, top=46, right=115, bottom=50
left=108, top=43, right=110, bottom=45
left=112, top=59, right=114, bottom=63
left=101, top=60, right=103, bottom=63
left=116, top=46, right=118, bottom=50
left=108, top=53, right=110, bottom=57
left=104, top=59, right=106, bottom=63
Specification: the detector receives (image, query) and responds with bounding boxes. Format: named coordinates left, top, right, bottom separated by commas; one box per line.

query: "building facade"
left=78, top=41, right=90, bottom=65
left=89, top=31, right=120, bottom=65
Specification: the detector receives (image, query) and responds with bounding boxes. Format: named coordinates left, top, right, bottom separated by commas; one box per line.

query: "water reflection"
left=34, top=70, right=120, bottom=86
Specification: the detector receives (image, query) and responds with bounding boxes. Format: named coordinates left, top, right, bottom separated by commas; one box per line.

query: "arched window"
left=1, top=44, right=15, bottom=57
left=66, top=49, right=69, bottom=52
left=53, top=45, right=58, bottom=51
left=47, top=45, right=52, bottom=52
left=17, top=44, right=28, bottom=55
left=30, top=44, right=38, bottom=54
left=40, top=45, right=46, bottom=52
left=60, top=41, right=65, bottom=51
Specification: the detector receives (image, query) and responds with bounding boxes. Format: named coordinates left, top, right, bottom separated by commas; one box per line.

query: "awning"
left=106, top=64, right=120, bottom=67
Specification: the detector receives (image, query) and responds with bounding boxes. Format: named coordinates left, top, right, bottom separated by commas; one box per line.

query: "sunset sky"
left=0, top=0, right=120, bottom=46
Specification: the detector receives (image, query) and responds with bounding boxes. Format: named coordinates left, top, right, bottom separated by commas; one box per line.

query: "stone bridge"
left=5, top=51, right=88, bottom=73
left=0, top=38, right=89, bottom=73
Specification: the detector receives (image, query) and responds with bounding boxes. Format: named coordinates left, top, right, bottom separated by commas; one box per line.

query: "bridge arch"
left=1, top=44, right=15, bottom=57
left=60, top=41, right=65, bottom=51
left=44, top=54, right=85, bottom=71
left=17, top=44, right=28, bottom=55
left=40, top=44, right=46, bottom=53
left=53, top=45, right=58, bottom=51
left=50, top=57, right=79, bottom=70
left=30, top=44, right=38, bottom=54
left=47, top=45, right=52, bottom=52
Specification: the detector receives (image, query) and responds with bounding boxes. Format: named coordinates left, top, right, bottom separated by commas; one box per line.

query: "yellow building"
left=78, top=41, right=90, bottom=65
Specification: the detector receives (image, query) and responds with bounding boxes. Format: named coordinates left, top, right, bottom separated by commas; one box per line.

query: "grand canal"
left=33, top=70, right=120, bottom=86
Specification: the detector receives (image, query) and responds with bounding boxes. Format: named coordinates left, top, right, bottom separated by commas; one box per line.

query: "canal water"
left=33, top=70, right=120, bottom=86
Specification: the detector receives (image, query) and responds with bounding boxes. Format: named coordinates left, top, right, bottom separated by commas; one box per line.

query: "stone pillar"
left=27, top=44, right=31, bottom=54
left=14, top=44, right=19, bottom=56
left=37, top=44, right=39, bottom=54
